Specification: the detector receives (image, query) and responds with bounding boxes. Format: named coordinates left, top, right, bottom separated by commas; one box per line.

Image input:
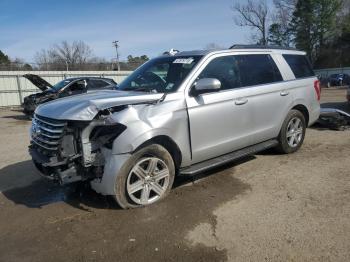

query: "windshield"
left=118, top=55, right=202, bottom=93
left=51, top=79, right=74, bottom=91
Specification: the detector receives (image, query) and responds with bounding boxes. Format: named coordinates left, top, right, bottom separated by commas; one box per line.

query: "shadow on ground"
left=1, top=114, right=31, bottom=121
left=0, top=157, right=254, bottom=211
left=0, top=158, right=254, bottom=261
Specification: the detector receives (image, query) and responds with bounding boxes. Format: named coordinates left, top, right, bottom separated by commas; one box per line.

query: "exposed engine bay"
left=29, top=111, right=126, bottom=184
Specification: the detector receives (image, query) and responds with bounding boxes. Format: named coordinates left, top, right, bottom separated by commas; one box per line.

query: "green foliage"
left=290, top=0, right=341, bottom=63
left=22, top=63, right=33, bottom=70
left=315, top=12, right=350, bottom=68
left=127, top=55, right=149, bottom=64
left=268, top=23, right=290, bottom=46
left=0, top=50, right=10, bottom=64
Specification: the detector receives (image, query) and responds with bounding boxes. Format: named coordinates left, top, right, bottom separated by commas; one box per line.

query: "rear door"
left=233, top=54, right=293, bottom=142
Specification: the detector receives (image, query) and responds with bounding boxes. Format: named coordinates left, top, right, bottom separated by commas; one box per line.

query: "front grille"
left=31, top=115, right=66, bottom=151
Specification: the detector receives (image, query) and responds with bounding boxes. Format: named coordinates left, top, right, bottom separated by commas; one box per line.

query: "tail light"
left=313, top=80, right=321, bottom=101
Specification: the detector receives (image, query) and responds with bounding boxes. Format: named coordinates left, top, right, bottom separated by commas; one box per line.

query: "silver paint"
left=32, top=48, right=321, bottom=196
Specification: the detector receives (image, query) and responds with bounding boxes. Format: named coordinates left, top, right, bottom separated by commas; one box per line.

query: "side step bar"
left=180, top=139, right=278, bottom=176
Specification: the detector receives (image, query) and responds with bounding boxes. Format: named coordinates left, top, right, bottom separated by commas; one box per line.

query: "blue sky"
left=0, top=0, right=261, bottom=62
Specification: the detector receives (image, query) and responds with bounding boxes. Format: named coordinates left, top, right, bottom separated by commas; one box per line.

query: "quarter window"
left=282, top=54, right=314, bottom=78
left=90, top=79, right=110, bottom=88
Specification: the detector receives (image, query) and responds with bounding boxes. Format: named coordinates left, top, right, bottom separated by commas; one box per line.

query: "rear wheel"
left=276, top=110, right=306, bottom=154
left=114, top=144, right=175, bottom=209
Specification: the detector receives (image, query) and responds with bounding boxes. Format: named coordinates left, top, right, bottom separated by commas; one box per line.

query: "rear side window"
left=88, top=79, right=110, bottom=89
left=283, top=54, right=314, bottom=78
left=236, top=54, right=283, bottom=86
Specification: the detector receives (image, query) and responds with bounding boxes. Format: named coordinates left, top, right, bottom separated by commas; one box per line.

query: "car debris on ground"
left=318, top=108, right=350, bottom=130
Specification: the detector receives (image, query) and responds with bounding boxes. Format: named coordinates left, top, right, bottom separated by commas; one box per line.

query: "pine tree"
left=0, top=50, right=10, bottom=64
left=290, top=0, right=341, bottom=64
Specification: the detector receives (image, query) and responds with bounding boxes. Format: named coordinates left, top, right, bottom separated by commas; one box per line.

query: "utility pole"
left=112, top=40, right=121, bottom=71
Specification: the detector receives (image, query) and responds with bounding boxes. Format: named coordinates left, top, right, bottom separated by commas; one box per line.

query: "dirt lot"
left=0, top=88, right=349, bottom=262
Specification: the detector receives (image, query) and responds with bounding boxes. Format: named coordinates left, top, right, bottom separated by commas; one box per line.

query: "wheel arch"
left=291, top=104, right=309, bottom=126
left=134, top=135, right=182, bottom=171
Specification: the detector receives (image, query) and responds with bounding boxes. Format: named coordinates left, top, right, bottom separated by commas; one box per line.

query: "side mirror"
left=191, top=78, right=221, bottom=96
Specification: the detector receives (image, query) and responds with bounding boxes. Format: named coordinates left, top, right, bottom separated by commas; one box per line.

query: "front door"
left=186, top=55, right=255, bottom=164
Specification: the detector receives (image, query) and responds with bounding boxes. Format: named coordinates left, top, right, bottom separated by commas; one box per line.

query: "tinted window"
left=51, top=79, right=73, bottom=91
left=237, top=55, right=283, bottom=86
left=198, top=56, right=241, bottom=90
left=69, top=80, right=86, bottom=91
left=283, top=54, right=314, bottom=78
left=88, top=79, right=110, bottom=89
left=197, top=54, right=282, bottom=91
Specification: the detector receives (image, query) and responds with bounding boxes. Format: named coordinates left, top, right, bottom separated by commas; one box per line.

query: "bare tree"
left=51, top=41, right=93, bottom=70
left=268, top=0, right=296, bottom=47
left=34, top=41, right=93, bottom=70
left=34, top=49, right=53, bottom=70
left=273, top=0, right=296, bottom=21
left=232, top=0, right=269, bottom=45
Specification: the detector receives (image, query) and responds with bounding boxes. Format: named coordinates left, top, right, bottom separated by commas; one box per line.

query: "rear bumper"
left=308, top=105, right=321, bottom=127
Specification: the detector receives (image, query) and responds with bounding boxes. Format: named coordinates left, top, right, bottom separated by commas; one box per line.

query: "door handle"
left=280, top=90, right=289, bottom=96
left=234, top=98, right=248, bottom=105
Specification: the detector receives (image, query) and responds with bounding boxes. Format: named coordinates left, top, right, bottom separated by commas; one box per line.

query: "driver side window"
left=65, top=80, right=86, bottom=93
left=198, top=56, right=241, bottom=91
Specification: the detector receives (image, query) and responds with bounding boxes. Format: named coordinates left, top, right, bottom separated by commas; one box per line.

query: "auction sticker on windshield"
left=173, top=58, right=194, bottom=64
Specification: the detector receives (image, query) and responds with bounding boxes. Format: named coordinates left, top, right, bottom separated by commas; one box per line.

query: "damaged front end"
left=29, top=112, right=126, bottom=185
left=318, top=108, right=350, bottom=130
left=23, top=91, right=57, bottom=116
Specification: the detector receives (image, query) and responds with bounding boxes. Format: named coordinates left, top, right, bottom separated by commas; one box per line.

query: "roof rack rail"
left=229, top=44, right=297, bottom=50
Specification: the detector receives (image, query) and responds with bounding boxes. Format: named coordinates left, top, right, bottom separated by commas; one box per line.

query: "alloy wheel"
left=286, top=117, right=304, bottom=148
left=126, top=157, right=170, bottom=205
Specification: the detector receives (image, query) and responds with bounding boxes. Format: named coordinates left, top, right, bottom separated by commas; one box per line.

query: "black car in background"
left=327, top=73, right=350, bottom=87
left=22, top=74, right=117, bottom=115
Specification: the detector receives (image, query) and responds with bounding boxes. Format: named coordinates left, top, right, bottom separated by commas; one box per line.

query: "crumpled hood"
left=35, top=90, right=164, bottom=121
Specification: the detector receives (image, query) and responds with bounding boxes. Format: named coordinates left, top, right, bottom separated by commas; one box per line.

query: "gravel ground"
left=0, top=88, right=349, bottom=262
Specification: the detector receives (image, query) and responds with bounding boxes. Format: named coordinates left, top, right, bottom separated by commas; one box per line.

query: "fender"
left=106, top=100, right=192, bottom=167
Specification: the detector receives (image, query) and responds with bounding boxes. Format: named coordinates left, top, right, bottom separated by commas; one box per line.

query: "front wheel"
left=114, top=144, right=175, bottom=209
left=276, top=110, right=306, bottom=154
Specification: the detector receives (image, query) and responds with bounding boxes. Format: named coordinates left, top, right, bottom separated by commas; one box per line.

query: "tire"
left=276, top=110, right=306, bottom=154
left=114, top=144, right=175, bottom=209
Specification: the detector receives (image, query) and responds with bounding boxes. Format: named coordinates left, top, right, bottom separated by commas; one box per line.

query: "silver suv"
left=29, top=46, right=321, bottom=208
